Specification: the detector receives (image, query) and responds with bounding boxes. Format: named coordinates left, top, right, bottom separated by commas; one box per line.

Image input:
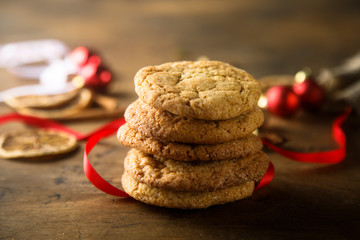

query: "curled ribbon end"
left=261, top=107, right=351, bottom=164
left=254, top=161, right=274, bottom=191
left=82, top=121, right=130, bottom=198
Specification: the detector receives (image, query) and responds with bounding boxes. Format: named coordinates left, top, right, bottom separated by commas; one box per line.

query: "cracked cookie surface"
left=125, top=99, right=264, bottom=144
left=118, top=123, right=263, bottom=161
left=122, top=172, right=255, bottom=209
left=124, top=149, right=269, bottom=192
left=134, top=60, right=261, bottom=120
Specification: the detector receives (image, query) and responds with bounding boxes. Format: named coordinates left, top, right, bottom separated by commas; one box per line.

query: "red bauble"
left=293, top=77, right=325, bottom=111
left=69, top=46, right=112, bottom=91
left=87, top=54, right=102, bottom=67
left=80, top=63, right=111, bottom=91
left=266, top=86, right=300, bottom=117
left=69, top=46, right=90, bottom=67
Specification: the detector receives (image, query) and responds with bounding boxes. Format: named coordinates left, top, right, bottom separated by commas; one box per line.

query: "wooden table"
left=1, top=1, right=359, bottom=239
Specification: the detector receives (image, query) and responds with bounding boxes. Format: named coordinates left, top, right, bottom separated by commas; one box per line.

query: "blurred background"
left=1, top=0, right=360, bottom=95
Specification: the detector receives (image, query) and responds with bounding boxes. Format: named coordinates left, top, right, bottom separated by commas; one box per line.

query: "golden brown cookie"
left=0, top=129, right=78, bottom=159
left=125, top=99, right=264, bottom=144
left=122, top=172, right=255, bottom=209
left=124, top=149, right=269, bottom=192
left=134, top=60, right=261, bottom=120
left=118, top=123, right=263, bottom=161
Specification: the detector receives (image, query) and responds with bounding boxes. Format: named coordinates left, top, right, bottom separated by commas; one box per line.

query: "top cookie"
left=134, top=60, right=261, bottom=120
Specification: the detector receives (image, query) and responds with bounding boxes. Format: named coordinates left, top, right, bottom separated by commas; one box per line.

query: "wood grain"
left=1, top=0, right=360, bottom=239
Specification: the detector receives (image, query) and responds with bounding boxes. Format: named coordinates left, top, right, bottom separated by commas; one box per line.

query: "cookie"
left=124, top=149, right=269, bottom=192
left=0, top=129, right=78, bottom=159
left=122, top=172, right=255, bottom=209
left=118, top=123, right=263, bottom=161
left=12, top=88, right=93, bottom=119
left=134, top=60, right=261, bottom=120
left=125, top=99, right=264, bottom=144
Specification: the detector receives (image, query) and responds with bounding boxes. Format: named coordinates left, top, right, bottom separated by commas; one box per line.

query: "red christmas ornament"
left=69, top=46, right=112, bottom=91
left=99, top=70, right=112, bottom=84
left=81, top=62, right=97, bottom=80
left=69, top=46, right=89, bottom=67
left=266, top=85, right=300, bottom=117
left=80, top=63, right=111, bottom=91
left=87, top=54, right=102, bottom=67
left=293, top=77, right=325, bottom=111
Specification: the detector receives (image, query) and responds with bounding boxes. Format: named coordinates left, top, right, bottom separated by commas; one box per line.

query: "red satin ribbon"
left=0, top=113, right=129, bottom=197
left=254, top=161, right=274, bottom=191
left=0, top=113, right=125, bottom=141
left=262, top=107, right=351, bottom=164
left=0, top=107, right=351, bottom=198
left=83, top=125, right=129, bottom=197
left=0, top=113, right=85, bottom=139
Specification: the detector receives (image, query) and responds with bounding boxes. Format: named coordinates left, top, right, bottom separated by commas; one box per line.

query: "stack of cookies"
left=118, top=60, right=269, bottom=209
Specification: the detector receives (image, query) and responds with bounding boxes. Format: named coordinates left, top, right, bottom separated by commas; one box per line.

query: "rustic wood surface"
left=1, top=0, right=360, bottom=239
